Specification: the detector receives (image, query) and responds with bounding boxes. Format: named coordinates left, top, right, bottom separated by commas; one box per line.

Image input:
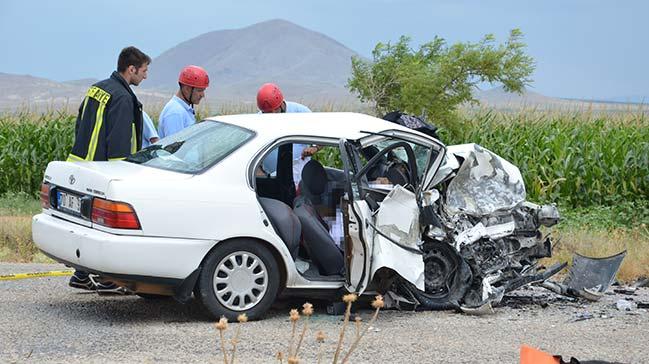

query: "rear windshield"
left=126, top=121, right=255, bottom=174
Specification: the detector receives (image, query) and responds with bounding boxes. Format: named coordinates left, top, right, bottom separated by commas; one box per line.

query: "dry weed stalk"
left=332, top=293, right=357, bottom=364
left=341, top=295, right=384, bottom=363
left=229, top=314, right=248, bottom=364
left=287, top=308, right=300, bottom=358
left=215, top=317, right=229, bottom=364
left=214, top=296, right=382, bottom=363
left=294, top=302, right=314, bottom=356
left=316, top=331, right=326, bottom=364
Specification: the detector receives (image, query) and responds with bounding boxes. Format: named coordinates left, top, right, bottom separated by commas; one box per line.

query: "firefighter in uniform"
left=67, top=46, right=151, bottom=292
left=68, top=46, right=151, bottom=162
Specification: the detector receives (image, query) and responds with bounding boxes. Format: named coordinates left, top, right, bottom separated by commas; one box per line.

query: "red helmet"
left=257, top=83, right=284, bottom=112
left=178, top=65, right=209, bottom=88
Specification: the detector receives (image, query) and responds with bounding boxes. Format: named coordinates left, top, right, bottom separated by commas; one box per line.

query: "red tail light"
left=40, top=183, right=51, bottom=209
left=91, top=198, right=141, bottom=229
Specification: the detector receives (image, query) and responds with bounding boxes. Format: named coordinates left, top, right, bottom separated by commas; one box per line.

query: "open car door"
left=339, top=139, right=374, bottom=294
left=340, top=131, right=446, bottom=294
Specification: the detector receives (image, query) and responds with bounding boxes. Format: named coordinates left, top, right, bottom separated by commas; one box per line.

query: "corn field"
left=0, top=112, right=75, bottom=196
left=0, top=108, right=647, bottom=209
left=442, top=109, right=649, bottom=208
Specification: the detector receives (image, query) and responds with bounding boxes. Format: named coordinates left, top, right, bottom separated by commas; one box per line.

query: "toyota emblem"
left=69, top=175, right=76, bottom=185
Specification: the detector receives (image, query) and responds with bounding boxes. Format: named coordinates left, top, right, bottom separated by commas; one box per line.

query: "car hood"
left=43, top=161, right=192, bottom=197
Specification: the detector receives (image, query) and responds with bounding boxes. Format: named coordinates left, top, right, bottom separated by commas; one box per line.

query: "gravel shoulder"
left=1, top=263, right=648, bottom=363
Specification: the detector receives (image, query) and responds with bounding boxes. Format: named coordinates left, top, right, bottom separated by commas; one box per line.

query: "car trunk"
left=43, top=161, right=192, bottom=227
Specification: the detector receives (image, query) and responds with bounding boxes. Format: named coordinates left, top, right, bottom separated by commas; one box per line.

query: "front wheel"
left=195, top=239, right=281, bottom=321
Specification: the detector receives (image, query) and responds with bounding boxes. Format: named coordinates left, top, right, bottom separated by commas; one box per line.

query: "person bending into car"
left=67, top=46, right=151, bottom=293
left=256, top=83, right=319, bottom=186
left=157, top=65, right=209, bottom=138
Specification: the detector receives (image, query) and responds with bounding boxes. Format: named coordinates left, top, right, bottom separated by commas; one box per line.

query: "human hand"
left=373, top=177, right=391, bottom=184
left=301, top=146, right=319, bottom=159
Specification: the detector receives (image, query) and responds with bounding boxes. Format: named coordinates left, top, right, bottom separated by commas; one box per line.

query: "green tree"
left=347, top=29, right=535, bottom=124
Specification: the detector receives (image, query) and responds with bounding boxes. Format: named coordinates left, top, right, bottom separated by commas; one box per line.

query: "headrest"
left=301, top=159, right=327, bottom=195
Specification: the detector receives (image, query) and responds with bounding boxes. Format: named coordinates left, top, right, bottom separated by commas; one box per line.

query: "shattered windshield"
left=126, top=121, right=255, bottom=174
left=445, top=144, right=526, bottom=216
left=373, top=140, right=431, bottom=180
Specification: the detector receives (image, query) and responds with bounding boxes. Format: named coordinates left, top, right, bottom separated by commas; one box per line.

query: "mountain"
left=145, top=19, right=359, bottom=103
left=473, top=86, right=648, bottom=111
left=0, top=73, right=86, bottom=111
left=0, top=73, right=170, bottom=112
left=600, top=95, right=648, bottom=104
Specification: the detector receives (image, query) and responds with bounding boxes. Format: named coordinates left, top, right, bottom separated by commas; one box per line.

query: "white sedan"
left=33, top=112, right=560, bottom=320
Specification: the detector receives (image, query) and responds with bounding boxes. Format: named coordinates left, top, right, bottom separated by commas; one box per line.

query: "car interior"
left=254, top=138, right=431, bottom=281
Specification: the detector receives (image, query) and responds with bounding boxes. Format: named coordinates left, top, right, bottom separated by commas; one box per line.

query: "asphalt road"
left=1, top=263, right=648, bottom=363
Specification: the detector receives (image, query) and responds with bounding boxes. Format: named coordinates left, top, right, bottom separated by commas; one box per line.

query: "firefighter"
left=67, top=46, right=151, bottom=292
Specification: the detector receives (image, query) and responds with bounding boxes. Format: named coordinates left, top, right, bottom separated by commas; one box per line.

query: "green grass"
left=0, top=191, right=41, bottom=216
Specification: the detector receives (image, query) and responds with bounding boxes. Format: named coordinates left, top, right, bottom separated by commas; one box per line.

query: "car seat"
left=293, top=160, right=344, bottom=276
left=258, top=197, right=300, bottom=260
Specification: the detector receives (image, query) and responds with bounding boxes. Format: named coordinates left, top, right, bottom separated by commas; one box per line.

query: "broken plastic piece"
left=580, top=286, right=604, bottom=301
left=615, top=299, right=636, bottom=311
left=460, top=301, right=495, bottom=315
left=564, top=251, right=626, bottom=299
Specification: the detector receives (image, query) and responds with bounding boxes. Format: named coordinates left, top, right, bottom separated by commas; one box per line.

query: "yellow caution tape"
left=0, top=270, right=74, bottom=281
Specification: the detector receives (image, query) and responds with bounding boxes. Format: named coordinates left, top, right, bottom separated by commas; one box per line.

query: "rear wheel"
left=195, top=239, right=280, bottom=321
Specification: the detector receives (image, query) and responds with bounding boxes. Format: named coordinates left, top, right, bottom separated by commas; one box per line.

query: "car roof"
left=205, top=112, right=426, bottom=141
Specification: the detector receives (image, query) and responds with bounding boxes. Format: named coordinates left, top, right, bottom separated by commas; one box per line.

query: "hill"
left=146, top=19, right=359, bottom=104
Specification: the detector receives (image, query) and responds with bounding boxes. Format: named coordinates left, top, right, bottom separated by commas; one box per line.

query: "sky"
left=0, top=0, right=647, bottom=101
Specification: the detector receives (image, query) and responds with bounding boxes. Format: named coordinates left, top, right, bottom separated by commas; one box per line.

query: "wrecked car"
left=32, top=112, right=560, bottom=320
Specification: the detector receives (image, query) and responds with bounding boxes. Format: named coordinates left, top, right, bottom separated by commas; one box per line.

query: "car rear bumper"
left=32, top=213, right=215, bottom=280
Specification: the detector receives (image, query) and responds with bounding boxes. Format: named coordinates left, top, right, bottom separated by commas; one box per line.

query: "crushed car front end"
left=371, top=143, right=562, bottom=310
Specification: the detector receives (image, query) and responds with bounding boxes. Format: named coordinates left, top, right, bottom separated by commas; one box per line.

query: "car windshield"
left=126, top=121, right=255, bottom=174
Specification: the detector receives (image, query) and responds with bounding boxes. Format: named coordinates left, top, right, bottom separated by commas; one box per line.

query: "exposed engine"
left=389, top=144, right=562, bottom=310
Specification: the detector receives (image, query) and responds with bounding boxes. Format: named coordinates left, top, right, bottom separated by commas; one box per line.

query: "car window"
left=372, top=140, right=431, bottom=180
left=126, top=121, right=254, bottom=174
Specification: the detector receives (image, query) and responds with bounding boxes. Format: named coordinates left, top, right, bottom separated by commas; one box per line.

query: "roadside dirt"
left=1, top=263, right=647, bottom=363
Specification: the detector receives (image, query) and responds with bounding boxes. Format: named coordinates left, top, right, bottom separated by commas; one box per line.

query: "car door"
left=340, top=131, right=446, bottom=293
left=339, top=139, right=374, bottom=294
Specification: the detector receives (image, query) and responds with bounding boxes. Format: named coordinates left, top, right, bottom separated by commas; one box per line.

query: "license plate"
left=57, top=191, right=81, bottom=215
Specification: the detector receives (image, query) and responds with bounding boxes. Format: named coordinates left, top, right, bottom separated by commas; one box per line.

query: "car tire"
left=195, top=239, right=280, bottom=321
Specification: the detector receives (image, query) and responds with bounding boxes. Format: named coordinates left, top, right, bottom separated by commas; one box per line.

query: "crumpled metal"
left=445, top=144, right=526, bottom=216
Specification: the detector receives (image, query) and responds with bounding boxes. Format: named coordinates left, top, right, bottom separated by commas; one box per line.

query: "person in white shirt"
left=158, top=65, right=209, bottom=138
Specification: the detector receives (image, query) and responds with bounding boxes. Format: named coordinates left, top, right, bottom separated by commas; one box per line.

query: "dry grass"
left=543, top=225, right=649, bottom=282
left=0, top=215, right=51, bottom=263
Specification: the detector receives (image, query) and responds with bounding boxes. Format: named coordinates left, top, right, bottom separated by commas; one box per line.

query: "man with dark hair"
left=67, top=46, right=151, bottom=292
left=67, top=46, right=151, bottom=162
left=158, top=65, right=210, bottom=138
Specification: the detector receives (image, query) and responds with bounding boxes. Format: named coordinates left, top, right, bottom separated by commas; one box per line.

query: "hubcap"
left=213, top=251, right=268, bottom=311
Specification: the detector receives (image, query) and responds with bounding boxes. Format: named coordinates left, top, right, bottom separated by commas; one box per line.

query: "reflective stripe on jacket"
left=68, top=71, right=143, bottom=162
